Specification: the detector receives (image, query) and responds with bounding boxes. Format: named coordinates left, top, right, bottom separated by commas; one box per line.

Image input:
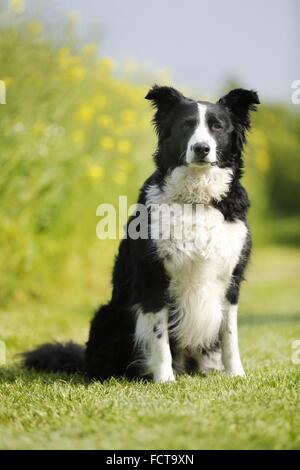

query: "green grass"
left=0, top=245, right=300, bottom=450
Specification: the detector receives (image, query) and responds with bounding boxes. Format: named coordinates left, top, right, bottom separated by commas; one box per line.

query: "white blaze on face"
left=186, top=104, right=217, bottom=164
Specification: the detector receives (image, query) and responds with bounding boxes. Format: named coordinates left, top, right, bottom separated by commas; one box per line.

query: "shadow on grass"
left=0, top=365, right=150, bottom=387
left=0, top=365, right=89, bottom=386
left=240, top=312, right=300, bottom=326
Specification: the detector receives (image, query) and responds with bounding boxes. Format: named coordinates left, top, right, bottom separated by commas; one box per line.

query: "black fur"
left=23, top=85, right=259, bottom=381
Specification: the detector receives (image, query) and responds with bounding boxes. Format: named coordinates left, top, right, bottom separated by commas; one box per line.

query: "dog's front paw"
left=225, top=366, right=245, bottom=377
left=153, top=369, right=175, bottom=383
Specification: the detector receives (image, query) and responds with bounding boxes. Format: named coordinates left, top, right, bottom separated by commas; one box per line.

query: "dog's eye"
left=211, top=122, right=223, bottom=131
left=183, top=118, right=197, bottom=129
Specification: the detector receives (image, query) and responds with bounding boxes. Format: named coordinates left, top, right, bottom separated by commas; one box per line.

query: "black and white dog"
left=23, top=85, right=259, bottom=383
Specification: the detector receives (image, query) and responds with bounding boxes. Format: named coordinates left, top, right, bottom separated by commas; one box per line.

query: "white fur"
left=186, top=104, right=217, bottom=164
left=147, top=165, right=233, bottom=206
left=221, top=302, right=245, bottom=376
left=146, top=166, right=247, bottom=352
left=134, top=308, right=175, bottom=383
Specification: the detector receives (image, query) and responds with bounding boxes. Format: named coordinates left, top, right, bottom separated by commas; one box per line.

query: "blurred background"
left=0, top=0, right=299, bottom=327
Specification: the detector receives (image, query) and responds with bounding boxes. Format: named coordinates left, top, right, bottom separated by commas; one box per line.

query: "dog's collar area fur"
left=158, top=165, right=233, bottom=205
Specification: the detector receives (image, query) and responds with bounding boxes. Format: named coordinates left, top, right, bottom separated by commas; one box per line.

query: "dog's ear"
left=145, top=85, right=185, bottom=139
left=218, top=88, right=260, bottom=126
left=145, top=85, right=184, bottom=109
left=218, top=89, right=260, bottom=149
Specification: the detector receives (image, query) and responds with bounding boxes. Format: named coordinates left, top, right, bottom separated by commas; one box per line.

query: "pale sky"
left=28, top=0, right=300, bottom=102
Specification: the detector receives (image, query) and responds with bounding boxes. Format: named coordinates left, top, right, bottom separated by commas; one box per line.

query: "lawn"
left=0, top=245, right=299, bottom=450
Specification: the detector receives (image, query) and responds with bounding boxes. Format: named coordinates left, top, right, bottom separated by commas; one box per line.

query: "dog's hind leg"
left=135, top=308, right=175, bottom=383
left=85, top=303, right=137, bottom=381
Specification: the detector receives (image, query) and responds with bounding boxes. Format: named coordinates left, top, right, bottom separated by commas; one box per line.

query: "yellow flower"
left=83, top=43, right=97, bottom=55
left=100, top=136, right=114, bottom=150
left=68, top=65, right=86, bottom=81
left=71, top=130, right=85, bottom=144
left=27, top=21, right=43, bottom=36
left=97, top=115, right=113, bottom=129
left=57, top=47, right=71, bottom=68
left=10, top=0, right=26, bottom=14
left=99, top=57, right=116, bottom=74
left=77, top=105, right=95, bottom=123
left=113, top=171, right=127, bottom=186
left=121, top=109, right=136, bottom=125
left=87, top=165, right=104, bottom=181
left=117, top=139, right=132, bottom=155
left=2, top=77, right=12, bottom=87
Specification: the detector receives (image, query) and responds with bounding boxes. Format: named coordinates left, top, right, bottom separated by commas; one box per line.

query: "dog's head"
left=146, top=85, right=259, bottom=175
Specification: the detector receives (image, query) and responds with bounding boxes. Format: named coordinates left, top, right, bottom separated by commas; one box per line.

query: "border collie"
left=23, top=85, right=259, bottom=382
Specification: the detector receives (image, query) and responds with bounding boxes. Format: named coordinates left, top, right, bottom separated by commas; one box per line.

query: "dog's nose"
left=192, top=142, right=210, bottom=160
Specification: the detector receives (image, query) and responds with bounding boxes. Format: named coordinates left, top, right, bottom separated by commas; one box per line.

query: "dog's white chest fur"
left=146, top=166, right=247, bottom=350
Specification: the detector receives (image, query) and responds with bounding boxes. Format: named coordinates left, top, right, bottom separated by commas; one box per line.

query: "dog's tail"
left=22, top=342, right=85, bottom=374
